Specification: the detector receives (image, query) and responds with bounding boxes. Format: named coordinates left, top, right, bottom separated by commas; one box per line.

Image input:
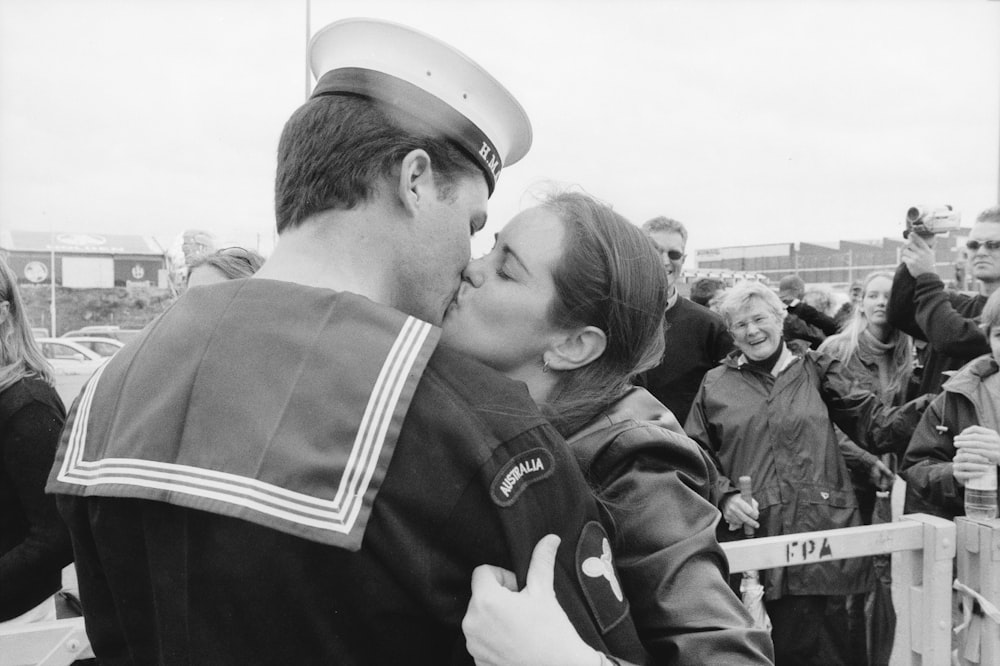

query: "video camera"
left=903, top=205, right=962, bottom=239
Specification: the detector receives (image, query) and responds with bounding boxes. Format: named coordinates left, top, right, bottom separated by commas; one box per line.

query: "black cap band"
left=311, top=68, right=502, bottom=194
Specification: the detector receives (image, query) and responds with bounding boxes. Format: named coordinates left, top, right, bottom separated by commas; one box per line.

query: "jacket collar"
left=941, top=354, right=999, bottom=397
left=568, top=386, right=684, bottom=443
left=665, top=289, right=680, bottom=312
left=724, top=343, right=798, bottom=376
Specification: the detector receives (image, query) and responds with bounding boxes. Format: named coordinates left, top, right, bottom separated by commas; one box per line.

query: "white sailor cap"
left=308, top=17, right=532, bottom=195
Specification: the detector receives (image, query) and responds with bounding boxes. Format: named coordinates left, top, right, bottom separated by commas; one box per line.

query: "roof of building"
left=0, top=230, right=164, bottom=256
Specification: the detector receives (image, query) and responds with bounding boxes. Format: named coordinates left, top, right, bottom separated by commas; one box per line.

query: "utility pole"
left=304, top=0, right=312, bottom=100
left=49, top=245, right=57, bottom=336
left=992, top=0, right=1000, bottom=201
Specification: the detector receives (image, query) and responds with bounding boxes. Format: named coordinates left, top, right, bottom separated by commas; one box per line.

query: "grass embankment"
left=20, top=284, right=175, bottom=336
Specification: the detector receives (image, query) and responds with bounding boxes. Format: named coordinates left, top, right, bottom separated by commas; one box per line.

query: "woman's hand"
left=868, top=458, right=895, bottom=491
left=462, top=534, right=603, bottom=666
left=953, top=426, right=1000, bottom=487
left=722, top=494, right=760, bottom=531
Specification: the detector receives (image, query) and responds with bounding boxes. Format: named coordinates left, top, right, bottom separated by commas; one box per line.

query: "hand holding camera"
left=901, top=232, right=938, bottom=278
left=900, top=205, right=960, bottom=278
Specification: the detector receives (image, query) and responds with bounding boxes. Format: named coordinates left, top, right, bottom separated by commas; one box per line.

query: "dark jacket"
left=569, top=387, right=774, bottom=665
left=685, top=348, right=925, bottom=600
left=887, top=263, right=989, bottom=395
left=49, top=280, right=647, bottom=665
left=782, top=300, right=840, bottom=352
left=818, top=330, right=911, bottom=517
left=0, top=376, right=70, bottom=621
left=639, top=296, right=733, bottom=423
left=900, top=354, right=1000, bottom=518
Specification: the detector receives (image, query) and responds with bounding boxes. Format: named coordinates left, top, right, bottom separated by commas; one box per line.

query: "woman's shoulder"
left=0, top=375, right=65, bottom=433
left=571, top=390, right=713, bottom=487
left=817, top=332, right=849, bottom=356
left=0, top=375, right=63, bottom=414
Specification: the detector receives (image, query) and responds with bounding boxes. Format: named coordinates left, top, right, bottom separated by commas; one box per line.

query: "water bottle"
left=964, top=464, right=999, bottom=520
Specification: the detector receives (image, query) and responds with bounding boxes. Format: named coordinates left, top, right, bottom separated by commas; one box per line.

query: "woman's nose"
left=462, top=257, right=486, bottom=288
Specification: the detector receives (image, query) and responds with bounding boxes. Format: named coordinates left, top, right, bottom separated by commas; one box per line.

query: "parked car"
left=36, top=337, right=107, bottom=406
left=62, top=325, right=144, bottom=344
left=65, top=336, right=125, bottom=357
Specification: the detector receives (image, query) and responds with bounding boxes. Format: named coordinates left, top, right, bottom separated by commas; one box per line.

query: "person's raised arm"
left=888, top=262, right=924, bottom=340
left=788, top=300, right=839, bottom=337
left=897, top=234, right=988, bottom=357
left=814, top=351, right=930, bottom=456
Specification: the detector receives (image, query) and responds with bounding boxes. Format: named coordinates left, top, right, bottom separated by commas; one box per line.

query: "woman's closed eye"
left=495, top=259, right=515, bottom=281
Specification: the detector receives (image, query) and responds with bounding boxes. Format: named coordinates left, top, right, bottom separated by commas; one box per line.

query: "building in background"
left=693, top=228, right=973, bottom=291
left=0, top=230, right=167, bottom=289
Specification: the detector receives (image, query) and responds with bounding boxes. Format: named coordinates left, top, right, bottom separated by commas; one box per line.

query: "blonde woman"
left=819, top=271, right=913, bottom=519
left=818, top=271, right=912, bottom=665
left=0, top=257, right=71, bottom=623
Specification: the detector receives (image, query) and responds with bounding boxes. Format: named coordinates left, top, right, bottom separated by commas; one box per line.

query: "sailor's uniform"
left=49, top=279, right=643, bottom=664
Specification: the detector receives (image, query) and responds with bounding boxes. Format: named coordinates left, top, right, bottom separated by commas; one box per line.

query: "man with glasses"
left=639, top=216, right=733, bottom=422
left=888, top=206, right=1000, bottom=395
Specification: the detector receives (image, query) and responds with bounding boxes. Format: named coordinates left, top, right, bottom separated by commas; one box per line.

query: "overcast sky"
left=1, top=0, right=998, bottom=262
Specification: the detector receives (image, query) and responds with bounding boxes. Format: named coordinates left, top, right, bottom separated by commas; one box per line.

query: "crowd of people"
left=2, top=15, right=999, bottom=666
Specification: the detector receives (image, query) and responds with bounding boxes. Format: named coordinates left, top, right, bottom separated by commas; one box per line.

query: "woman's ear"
left=545, top=326, right=607, bottom=372
left=396, top=149, right=434, bottom=216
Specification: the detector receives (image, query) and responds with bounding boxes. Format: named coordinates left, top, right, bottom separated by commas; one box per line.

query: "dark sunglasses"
left=966, top=240, right=1000, bottom=252
left=660, top=249, right=684, bottom=261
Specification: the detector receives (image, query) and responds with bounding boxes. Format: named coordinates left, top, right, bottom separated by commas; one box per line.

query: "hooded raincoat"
left=685, top=348, right=925, bottom=600
left=900, top=354, right=1000, bottom=518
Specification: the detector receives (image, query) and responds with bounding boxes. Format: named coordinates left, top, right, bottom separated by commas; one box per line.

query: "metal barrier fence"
left=0, top=616, right=92, bottom=666
left=2, top=513, right=998, bottom=665
left=722, top=513, right=1000, bottom=666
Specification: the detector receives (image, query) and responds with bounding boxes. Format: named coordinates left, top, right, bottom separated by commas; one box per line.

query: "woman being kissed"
left=445, top=190, right=774, bottom=666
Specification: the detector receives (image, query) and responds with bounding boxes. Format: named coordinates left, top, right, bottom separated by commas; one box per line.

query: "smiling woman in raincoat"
left=685, top=282, right=928, bottom=666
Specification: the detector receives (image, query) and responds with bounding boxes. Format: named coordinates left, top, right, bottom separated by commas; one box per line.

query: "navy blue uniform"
left=49, top=279, right=645, bottom=665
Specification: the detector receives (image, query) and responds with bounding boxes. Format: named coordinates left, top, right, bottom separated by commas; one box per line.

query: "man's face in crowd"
left=646, top=229, right=686, bottom=294
left=400, top=172, right=489, bottom=325
left=966, top=220, right=1000, bottom=285
left=989, top=323, right=1000, bottom=366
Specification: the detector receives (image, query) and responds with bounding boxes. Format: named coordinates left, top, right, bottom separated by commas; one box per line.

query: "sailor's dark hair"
left=274, top=94, right=481, bottom=233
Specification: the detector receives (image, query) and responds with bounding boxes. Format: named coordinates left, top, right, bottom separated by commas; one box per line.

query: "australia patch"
left=490, top=448, right=555, bottom=507
left=576, top=521, right=629, bottom=633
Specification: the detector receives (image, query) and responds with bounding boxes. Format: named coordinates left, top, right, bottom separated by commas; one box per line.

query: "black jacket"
left=0, top=376, right=70, bottom=621
left=887, top=263, right=989, bottom=395
left=900, top=355, right=1000, bottom=518
left=570, top=387, right=774, bottom=665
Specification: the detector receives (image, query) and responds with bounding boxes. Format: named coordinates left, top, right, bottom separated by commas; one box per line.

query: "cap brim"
left=309, top=18, right=532, bottom=170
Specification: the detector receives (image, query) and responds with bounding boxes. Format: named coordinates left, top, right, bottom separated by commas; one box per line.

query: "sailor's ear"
left=396, top=149, right=434, bottom=216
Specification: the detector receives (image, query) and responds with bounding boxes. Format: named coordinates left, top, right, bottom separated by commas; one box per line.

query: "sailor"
left=48, top=17, right=645, bottom=665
